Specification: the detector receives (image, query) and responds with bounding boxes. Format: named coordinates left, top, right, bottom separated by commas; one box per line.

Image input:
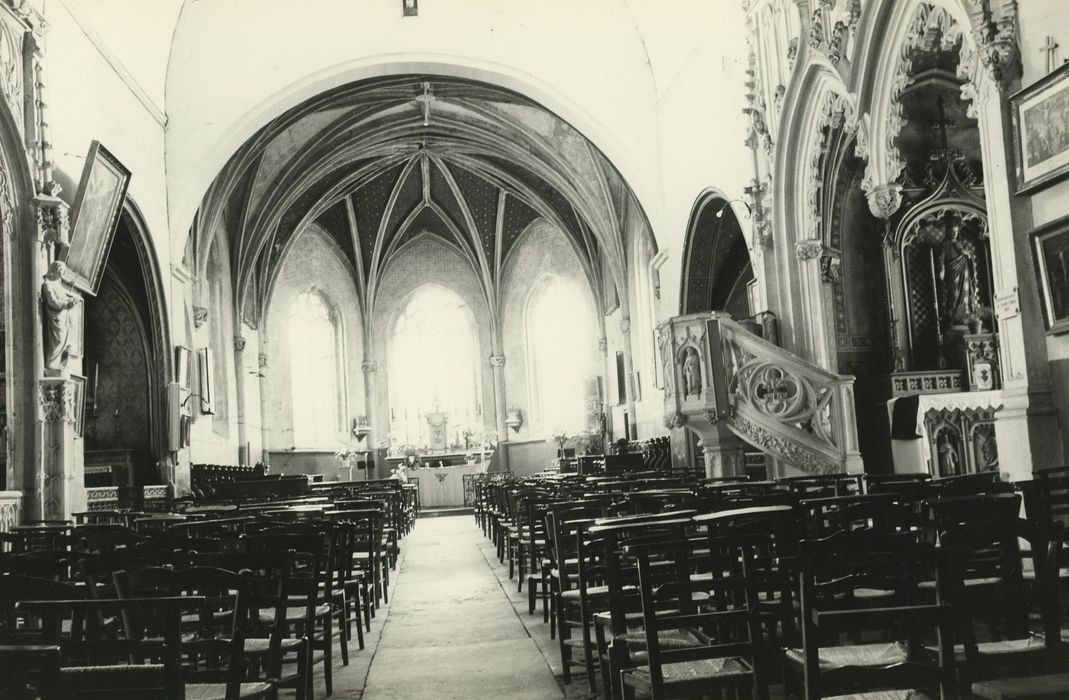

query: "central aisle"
left=363, top=515, right=565, bottom=699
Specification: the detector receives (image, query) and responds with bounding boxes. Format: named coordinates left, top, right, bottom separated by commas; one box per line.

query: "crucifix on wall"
left=1040, top=35, right=1060, bottom=74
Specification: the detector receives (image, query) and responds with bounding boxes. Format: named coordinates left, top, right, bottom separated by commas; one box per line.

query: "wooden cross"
left=1040, top=35, right=1059, bottom=74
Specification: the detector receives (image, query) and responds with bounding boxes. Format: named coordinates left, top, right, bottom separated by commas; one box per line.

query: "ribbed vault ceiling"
left=191, top=76, right=654, bottom=327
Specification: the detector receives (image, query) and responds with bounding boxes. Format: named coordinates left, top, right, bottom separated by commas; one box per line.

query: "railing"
left=715, top=314, right=861, bottom=474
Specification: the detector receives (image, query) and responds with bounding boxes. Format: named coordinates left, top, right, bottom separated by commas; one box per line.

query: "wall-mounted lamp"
left=352, top=416, right=372, bottom=441
left=505, top=408, right=523, bottom=433
left=714, top=198, right=753, bottom=220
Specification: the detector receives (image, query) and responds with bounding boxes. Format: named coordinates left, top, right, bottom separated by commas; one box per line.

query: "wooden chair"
left=785, top=546, right=958, bottom=700
left=619, top=533, right=768, bottom=700
left=0, top=643, right=61, bottom=699
left=245, top=531, right=340, bottom=695
left=16, top=596, right=275, bottom=700
left=191, top=551, right=310, bottom=700
left=589, top=514, right=695, bottom=700
left=925, top=493, right=1064, bottom=689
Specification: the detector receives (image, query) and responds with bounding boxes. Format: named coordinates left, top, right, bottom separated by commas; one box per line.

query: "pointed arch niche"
left=679, top=193, right=754, bottom=318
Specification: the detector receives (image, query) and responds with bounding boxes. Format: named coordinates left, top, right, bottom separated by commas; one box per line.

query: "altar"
left=410, top=463, right=487, bottom=507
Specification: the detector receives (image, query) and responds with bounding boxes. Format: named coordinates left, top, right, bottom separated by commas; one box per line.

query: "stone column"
left=700, top=433, right=747, bottom=478
left=256, top=345, right=271, bottom=467
left=232, top=334, right=248, bottom=465
left=37, top=378, right=86, bottom=520
left=620, top=315, right=639, bottom=439
left=489, top=353, right=510, bottom=470
left=361, top=360, right=380, bottom=479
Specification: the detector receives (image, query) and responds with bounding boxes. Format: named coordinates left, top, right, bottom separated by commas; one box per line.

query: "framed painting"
left=1031, top=214, right=1069, bottom=335
left=61, top=141, right=132, bottom=295
left=70, top=374, right=86, bottom=437
left=174, top=345, right=192, bottom=388
left=1011, top=61, right=1069, bottom=194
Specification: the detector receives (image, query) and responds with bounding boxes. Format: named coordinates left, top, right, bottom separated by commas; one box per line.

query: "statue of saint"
left=937, top=221, right=976, bottom=328
left=682, top=347, right=702, bottom=399
left=41, top=261, right=79, bottom=372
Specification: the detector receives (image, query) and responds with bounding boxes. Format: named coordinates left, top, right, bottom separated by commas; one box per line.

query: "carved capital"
left=193, top=306, right=208, bottom=328
left=863, top=182, right=903, bottom=219
left=39, top=380, right=76, bottom=424
left=969, top=2, right=1020, bottom=90
left=663, top=412, right=687, bottom=430
left=795, top=239, right=825, bottom=261
left=361, top=360, right=377, bottom=374
left=233, top=335, right=246, bottom=352
left=258, top=353, right=268, bottom=370
left=754, top=220, right=774, bottom=250
left=35, top=194, right=68, bottom=247
left=598, top=337, right=608, bottom=353
left=489, top=354, right=506, bottom=368
left=620, top=317, right=631, bottom=335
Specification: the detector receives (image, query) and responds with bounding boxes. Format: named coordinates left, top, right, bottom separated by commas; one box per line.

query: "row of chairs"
left=478, top=467, right=1069, bottom=699
left=0, top=480, right=411, bottom=699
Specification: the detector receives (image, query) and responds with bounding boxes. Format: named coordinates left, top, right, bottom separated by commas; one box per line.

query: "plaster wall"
left=43, top=1, right=171, bottom=283
left=262, top=225, right=366, bottom=454
left=1018, top=0, right=1069, bottom=457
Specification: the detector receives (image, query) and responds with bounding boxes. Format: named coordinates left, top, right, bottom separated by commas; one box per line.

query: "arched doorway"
left=678, top=193, right=757, bottom=471
left=82, top=204, right=171, bottom=489
left=680, top=193, right=754, bottom=317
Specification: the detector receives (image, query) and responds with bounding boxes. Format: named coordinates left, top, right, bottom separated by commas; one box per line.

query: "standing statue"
left=682, top=347, right=702, bottom=399
left=41, top=261, right=79, bottom=372
left=938, top=221, right=976, bottom=328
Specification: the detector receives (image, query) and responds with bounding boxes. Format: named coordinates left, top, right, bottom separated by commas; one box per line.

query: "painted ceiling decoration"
left=190, top=76, right=654, bottom=328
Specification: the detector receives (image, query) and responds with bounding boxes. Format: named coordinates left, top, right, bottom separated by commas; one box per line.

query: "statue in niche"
left=41, top=261, right=79, bottom=372
left=681, top=347, right=702, bottom=399
left=937, top=220, right=977, bottom=329
left=936, top=431, right=962, bottom=477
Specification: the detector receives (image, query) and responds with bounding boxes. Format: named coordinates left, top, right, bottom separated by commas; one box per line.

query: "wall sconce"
left=352, top=416, right=372, bottom=441
left=505, top=408, right=523, bottom=433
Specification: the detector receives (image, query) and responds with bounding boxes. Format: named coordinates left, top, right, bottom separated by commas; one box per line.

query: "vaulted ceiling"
left=191, top=76, right=654, bottom=327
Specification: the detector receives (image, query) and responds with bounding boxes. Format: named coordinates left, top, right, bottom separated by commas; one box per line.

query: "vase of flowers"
left=334, top=448, right=361, bottom=482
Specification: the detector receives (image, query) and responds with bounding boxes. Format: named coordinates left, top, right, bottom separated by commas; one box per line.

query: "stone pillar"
left=489, top=353, right=510, bottom=470
left=37, top=378, right=86, bottom=520
left=256, top=345, right=271, bottom=467
left=232, top=334, right=248, bottom=465
left=620, top=315, right=639, bottom=439
left=361, top=360, right=380, bottom=479
left=700, top=430, right=747, bottom=478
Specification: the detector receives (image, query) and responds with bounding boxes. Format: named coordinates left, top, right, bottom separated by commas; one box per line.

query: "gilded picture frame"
left=1011, top=61, right=1069, bottom=194
left=62, top=141, right=132, bottom=296
left=1030, top=214, right=1069, bottom=335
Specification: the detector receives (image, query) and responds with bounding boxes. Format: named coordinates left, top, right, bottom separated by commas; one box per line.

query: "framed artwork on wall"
left=198, top=347, right=215, bottom=414
left=1011, top=61, right=1069, bottom=194
left=70, top=374, right=86, bottom=437
left=61, top=141, right=132, bottom=295
left=1030, top=214, right=1069, bottom=335
left=174, top=346, right=192, bottom=388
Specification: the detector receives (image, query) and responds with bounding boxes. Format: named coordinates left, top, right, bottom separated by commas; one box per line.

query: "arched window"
left=388, top=285, right=480, bottom=448
left=289, top=290, right=346, bottom=446
left=526, top=276, right=597, bottom=434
